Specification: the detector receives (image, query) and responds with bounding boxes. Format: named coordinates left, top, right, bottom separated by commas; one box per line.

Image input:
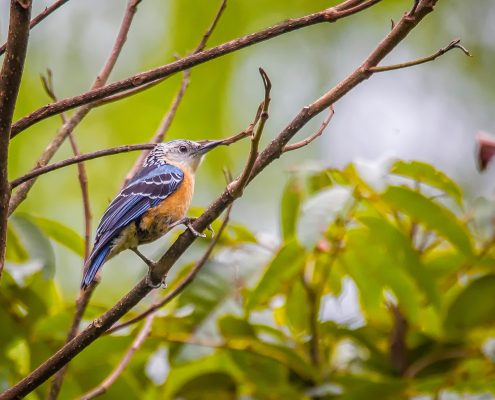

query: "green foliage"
left=5, top=157, right=495, bottom=399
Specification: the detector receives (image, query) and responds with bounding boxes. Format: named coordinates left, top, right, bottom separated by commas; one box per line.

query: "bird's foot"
left=169, top=217, right=213, bottom=238
left=131, top=248, right=166, bottom=288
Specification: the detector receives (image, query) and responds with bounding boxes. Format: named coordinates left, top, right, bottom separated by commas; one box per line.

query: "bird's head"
left=144, top=139, right=222, bottom=171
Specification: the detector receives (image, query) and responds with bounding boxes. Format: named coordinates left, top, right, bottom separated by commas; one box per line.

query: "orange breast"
left=139, top=166, right=194, bottom=241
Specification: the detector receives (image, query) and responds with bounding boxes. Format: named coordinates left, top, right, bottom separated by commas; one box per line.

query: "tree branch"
left=80, top=311, right=156, bottom=400
left=227, top=68, right=271, bottom=198
left=7, top=0, right=143, bottom=217
left=122, top=0, right=228, bottom=186
left=0, top=1, right=446, bottom=397
left=0, top=0, right=70, bottom=56
left=107, top=205, right=232, bottom=334
left=10, top=129, right=248, bottom=190
left=0, top=0, right=32, bottom=279
left=41, top=70, right=92, bottom=260
left=122, top=70, right=191, bottom=187
left=283, top=106, right=334, bottom=152
left=368, top=38, right=471, bottom=73
left=9, top=0, right=382, bottom=138
left=41, top=70, right=96, bottom=400
left=10, top=144, right=155, bottom=189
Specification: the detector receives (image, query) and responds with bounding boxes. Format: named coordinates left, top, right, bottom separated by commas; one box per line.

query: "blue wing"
left=81, top=164, right=184, bottom=289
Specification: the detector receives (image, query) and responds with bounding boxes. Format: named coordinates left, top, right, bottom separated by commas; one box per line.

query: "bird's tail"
left=81, top=245, right=111, bottom=290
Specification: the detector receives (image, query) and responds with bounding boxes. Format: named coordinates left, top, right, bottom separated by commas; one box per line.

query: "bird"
left=81, top=139, right=222, bottom=290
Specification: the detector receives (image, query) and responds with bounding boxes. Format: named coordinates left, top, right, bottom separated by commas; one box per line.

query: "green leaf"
left=333, top=375, right=406, bottom=400
left=280, top=177, right=303, bottom=241
left=10, top=215, right=56, bottom=279
left=227, top=224, right=257, bottom=244
left=343, top=228, right=423, bottom=323
left=285, top=278, right=310, bottom=336
left=360, top=217, right=441, bottom=310
left=444, top=274, right=495, bottom=335
left=6, top=339, right=30, bottom=376
left=297, top=186, right=353, bottom=249
left=390, top=160, right=463, bottom=206
left=6, top=223, right=28, bottom=263
left=163, top=353, right=240, bottom=398
left=19, top=214, right=84, bottom=257
left=246, top=241, right=306, bottom=312
left=177, top=260, right=232, bottom=331
left=218, top=316, right=255, bottom=339
left=382, top=186, right=474, bottom=256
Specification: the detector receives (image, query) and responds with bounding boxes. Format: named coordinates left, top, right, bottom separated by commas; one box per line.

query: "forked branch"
left=369, top=39, right=471, bottom=73
left=283, top=106, right=334, bottom=152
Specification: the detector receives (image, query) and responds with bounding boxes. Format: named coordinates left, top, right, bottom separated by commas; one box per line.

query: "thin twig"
left=193, top=0, right=227, bottom=53
left=80, top=311, right=155, bottom=400
left=0, top=0, right=32, bottom=280
left=221, top=103, right=263, bottom=146
left=0, top=1, right=446, bottom=397
left=10, top=0, right=382, bottom=138
left=122, top=70, right=191, bottom=187
left=42, top=71, right=94, bottom=400
left=10, top=144, right=154, bottom=189
left=41, top=70, right=92, bottom=260
left=8, top=0, right=143, bottom=217
left=123, top=0, right=228, bottom=186
left=404, top=348, right=474, bottom=378
left=369, top=39, right=471, bottom=73
left=283, top=106, right=334, bottom=152
left=10, top=132, right=248, bottom=190
left=0, top=0, right=71, bottom=56
left=107, top=204, right=232, bottom=334
left=228, top=68, right=271, bottom=197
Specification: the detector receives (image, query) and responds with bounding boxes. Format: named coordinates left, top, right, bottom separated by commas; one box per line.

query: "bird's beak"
left=195, top=139, right=223, bottom=155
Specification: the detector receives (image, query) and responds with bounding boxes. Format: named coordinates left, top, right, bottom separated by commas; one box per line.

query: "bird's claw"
left=185, top=219, right=207, bottom=238
left=171, top=217, right=213, bottom=238
left=131, top=248, right=167, bottom=288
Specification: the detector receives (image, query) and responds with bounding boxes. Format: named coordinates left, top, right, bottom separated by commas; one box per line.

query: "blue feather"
left=81, top=163, right=184, bottom=290
left=81, top=244, right=112, bottom=289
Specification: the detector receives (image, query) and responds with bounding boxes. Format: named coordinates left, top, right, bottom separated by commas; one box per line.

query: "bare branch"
left=283, top=106, right=334, bottom=152
left=193, top=0, right=227, bottom=53
left=0, top=0, right=32, bottom=279
left=41, top=70, right=92, bottom=260
left=41, top=71, right=95, bottom=400
left=9, top=0, right=382, bottom=137
left=123, top=0, right=228, bottom=186
left=107, top=205, right=232, bottom=334
left=122, top=70, right=191, bottom=187
left=227, top=68, right=271, bottom=198
left=0, top=0, right=70, bottom=56
left=10, top=143, right=155, bottom=189
left=220, top=105, right=263, bottom=147
left=369, top=39, right=471, bottom=73
left=8, top=0, right=143, bottom=217
left=80, top=312, right=155, bottom=400
left=0, top=1, right=444, bottom=397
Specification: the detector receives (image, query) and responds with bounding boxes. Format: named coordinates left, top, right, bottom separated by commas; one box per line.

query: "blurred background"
left=1, top=0, right=493, bottom=307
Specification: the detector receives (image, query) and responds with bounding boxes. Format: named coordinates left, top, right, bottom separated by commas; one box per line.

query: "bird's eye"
left=179, top=145, right=187, bottom=153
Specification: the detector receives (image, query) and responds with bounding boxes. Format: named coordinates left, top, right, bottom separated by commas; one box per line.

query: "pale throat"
left=164, top=156, right=204, bottom=173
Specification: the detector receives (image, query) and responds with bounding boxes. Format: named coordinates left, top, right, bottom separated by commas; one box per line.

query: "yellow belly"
left=138, top=167, right=194, bottom=243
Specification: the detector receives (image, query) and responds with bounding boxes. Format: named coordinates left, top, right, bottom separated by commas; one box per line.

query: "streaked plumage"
left=81, top=139, right=221, bottom=289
